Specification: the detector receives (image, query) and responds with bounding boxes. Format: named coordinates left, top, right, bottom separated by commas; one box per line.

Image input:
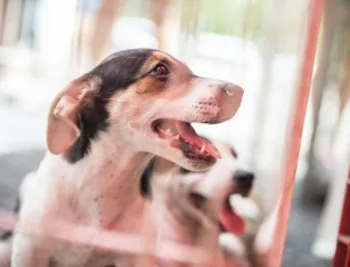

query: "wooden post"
left=266, top=0, right=324, bottom=266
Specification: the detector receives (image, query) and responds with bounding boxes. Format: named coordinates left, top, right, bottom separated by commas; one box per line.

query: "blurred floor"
left=283, top=181, right=331, bottom=267
left=0, top=149, right=44, bottom=211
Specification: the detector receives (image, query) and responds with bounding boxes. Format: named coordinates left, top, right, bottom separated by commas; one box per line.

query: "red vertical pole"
left=332, top=165, right=350, bottom=267
left=266, top=0, right=324, bottom=266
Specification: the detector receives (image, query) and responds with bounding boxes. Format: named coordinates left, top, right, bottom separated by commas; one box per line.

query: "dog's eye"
left=230, top=147, right=238, bottom=158
left=179, top=168, right=191, bottom=174
left=151, top=64, right=169, bottom=76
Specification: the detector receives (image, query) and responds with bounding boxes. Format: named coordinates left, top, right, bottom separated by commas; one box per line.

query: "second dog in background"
left=140, top=137, right=258, bottom=267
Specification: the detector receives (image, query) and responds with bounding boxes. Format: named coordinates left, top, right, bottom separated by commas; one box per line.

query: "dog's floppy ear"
left=47, top=75, right=101, bottom=155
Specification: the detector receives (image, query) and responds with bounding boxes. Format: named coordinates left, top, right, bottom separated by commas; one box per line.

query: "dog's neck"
left=42, top=135, right=152, bottom=230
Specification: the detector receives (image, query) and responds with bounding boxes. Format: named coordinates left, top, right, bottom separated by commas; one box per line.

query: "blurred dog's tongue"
left=176, top=122, right=221, bottom=159
left=219, top=204, right=245, bottom=235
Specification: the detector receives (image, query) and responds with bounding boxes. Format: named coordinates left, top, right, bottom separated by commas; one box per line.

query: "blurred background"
left=0, top=0, right=349, bottom=266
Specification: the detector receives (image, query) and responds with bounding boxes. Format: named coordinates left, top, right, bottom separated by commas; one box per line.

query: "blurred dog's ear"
left=47, top=75, right=101, bottom=155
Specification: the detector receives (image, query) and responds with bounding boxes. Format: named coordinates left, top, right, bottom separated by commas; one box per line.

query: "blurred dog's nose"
left=234, top=170, right=254, bottom=188
left=221, top=83, right=244, bottom=97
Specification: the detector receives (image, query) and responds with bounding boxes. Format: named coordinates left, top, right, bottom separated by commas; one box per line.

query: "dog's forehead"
left=100, top=48, right=155, bottom=65
left=100, top=49, right=180, bottom=69
left=90, top=49, right=154, bottom=96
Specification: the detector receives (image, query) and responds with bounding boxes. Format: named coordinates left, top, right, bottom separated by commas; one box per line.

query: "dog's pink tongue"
left=176, top=122, right=221, bottom=159
left=219, top=204, right=245, bottom=235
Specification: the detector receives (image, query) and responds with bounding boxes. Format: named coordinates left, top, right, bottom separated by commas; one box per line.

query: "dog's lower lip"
left=151, top=119, right=221, bottom=161
left=180, top=138, right=217, bottom=162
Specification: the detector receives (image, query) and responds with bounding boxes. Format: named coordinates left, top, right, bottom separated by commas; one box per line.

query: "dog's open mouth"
left=152, top=119, right=221, bottom=162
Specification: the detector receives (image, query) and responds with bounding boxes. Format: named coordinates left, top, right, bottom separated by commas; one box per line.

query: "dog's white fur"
left=11, top=51, right=243, bottom=267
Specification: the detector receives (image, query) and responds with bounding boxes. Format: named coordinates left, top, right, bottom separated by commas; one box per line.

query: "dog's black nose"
left=234, top=170, right=254, bottom=188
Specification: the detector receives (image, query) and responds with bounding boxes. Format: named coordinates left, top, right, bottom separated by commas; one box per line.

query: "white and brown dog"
left=140, top=138, right=255, bottom=267
left=9, top=49, right=243, bottom=267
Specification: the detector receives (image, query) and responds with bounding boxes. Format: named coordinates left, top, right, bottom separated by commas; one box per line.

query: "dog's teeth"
left=173, top=135, right=180, bottom=140
left=164, top=128, right=173, bottom=136
left=159, top=128, right=172, bottom=137
left=200, top=145, right=205, bottom=153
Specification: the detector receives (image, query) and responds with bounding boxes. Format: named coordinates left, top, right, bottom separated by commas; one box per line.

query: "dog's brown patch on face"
left=134, top=74, right=168, bottom=95
left=129, top=51, right=194, bottom=97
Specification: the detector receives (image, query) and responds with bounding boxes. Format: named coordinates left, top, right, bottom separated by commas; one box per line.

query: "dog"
left=140, top=138, right=254, bottom=266
left=10, top=48, right=243, bottom=267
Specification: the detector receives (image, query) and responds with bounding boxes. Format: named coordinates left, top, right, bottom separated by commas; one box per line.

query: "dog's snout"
left=234, top=170, right=254, bottom=188
left=221, top=83, right=243, bottom=97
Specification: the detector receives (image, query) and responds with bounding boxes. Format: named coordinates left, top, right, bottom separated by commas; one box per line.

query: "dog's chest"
left=23, top=154, right=147, bottom=267
left=47, top=186, right=144, bottom=267
left=46, top=200, right=144, bottom=267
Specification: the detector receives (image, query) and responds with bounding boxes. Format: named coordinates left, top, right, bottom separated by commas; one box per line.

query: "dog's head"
left=47, top=49, right=243, bottom=171
left=141, top=138, right=254, bottom=235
